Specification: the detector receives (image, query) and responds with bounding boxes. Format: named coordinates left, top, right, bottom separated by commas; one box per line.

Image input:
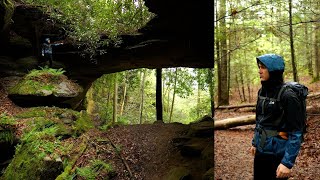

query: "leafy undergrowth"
left=0, top=107, right=197, bottom=179
left=1, top=82, right=211, bottom=180
left=1, top=107, right=95, bottom=180
left=8, top=67, right=82, bottom=97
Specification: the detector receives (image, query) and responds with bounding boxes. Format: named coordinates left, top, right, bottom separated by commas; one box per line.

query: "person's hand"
left=276, top=163, right=291, bottom=178
left=249, top=146, right=256, bottom=156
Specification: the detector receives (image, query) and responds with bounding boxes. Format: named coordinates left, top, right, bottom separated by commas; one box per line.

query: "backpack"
left=277, top=82, right=309, bottom=133
left=256, top=82, right=308, bottom=147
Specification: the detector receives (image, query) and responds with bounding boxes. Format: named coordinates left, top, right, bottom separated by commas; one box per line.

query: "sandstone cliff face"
left=0, top=1, right=212, bottom=80
left=0, top=0, right=212, bottom=108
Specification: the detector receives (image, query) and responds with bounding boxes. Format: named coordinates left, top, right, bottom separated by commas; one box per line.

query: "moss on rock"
left=1, top=107, right=95, bottom=179
left=8, top=68, right=83, bottom=97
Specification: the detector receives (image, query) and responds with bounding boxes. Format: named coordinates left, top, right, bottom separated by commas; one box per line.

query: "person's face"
left=258, top=63, right=269, bottom=81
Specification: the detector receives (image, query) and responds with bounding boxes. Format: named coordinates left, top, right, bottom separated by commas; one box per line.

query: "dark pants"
left=254, top=152, right=288, bottom=180
left=44, top=53, right=53, bottom=67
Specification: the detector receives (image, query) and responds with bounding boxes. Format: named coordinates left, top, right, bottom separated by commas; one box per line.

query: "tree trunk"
left=235, top=74, right=243, bottom=102
left=240, top=70, right=246, bottom=102
left=162, top=77, right=165, bottom=112
left=304, top=5, right=313, bottom=76
left=247, top=82, right=252, bottom=103
left=215, top=105, right=315, bottom=130
left=289, top=0, right=298, bottom=82
left=156, top=68, right=163, bottom=121
left=113, top=74, right=118, bottom=124
left=218, top=0, right=229, bottom=106
left=214, top=115, right=255, bottom=130
left=208, top=68, right=215, bottom=118
left=169, top=68, right=178, bottom=123
left=163, top=78, right=170, bottom=113
left=167, top=87, right=170, bottom=113
left=139, top=69, right=146, bottom=124
left=314, top=22, right=320, bottom=80
left=197, top=75, right=201, bottom=117
left=120, top=72, right=128, bottom=116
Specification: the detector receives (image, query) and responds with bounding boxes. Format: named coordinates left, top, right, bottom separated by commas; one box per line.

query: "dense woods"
left=85, top=68, right=213, bottom=125
left=214, top=0, right=320, bottom=106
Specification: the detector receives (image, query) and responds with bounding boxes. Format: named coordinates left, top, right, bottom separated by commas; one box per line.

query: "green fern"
left=76, top=159, right=113, bottom=179
left=0, top=130, right=14, bottom=144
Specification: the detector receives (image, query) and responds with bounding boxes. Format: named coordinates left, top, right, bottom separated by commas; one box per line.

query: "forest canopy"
left=214, top=0, right=320, bottom=106
left=22, top=0, right=154, bottom=55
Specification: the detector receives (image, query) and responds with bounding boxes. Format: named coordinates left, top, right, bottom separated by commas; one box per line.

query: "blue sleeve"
left=52, top=43, right=63, bottom=46
left=281, top=131, right=303, bottom=169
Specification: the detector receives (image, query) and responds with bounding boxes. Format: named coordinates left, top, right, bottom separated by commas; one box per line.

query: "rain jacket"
left=42, top=43, right=52, bottom=55
left=252, top=54, right=304, bottom=169
left=41, top=42, right=63, bottom=56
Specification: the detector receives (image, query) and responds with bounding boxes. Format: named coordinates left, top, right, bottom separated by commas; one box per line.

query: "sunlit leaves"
left=22, top=0, right=154, bottom=57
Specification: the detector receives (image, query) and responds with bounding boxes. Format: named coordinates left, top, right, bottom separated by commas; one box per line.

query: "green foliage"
left=85, top=73, right=115, bottom=123
left=15, top=107, right=55, bottom=118
left=77, top=166, right=96, bottom=179
left=0, top=130, right=14, bottom=144
left=1, top=0, right=14, bottom=31
left=0, top=113, right=16, bottom=144
left=2, top=124, right=62, bottom=180
left=188, top=95, right=211, bottom=122
left=22, top=0, right=154, bottom=57
left=9, top=68, right=58, bottom=95
left=0, top=113, right=16, bottom=125
left=73, top=111, right=94, bottom=136
left=3, top=143, right=46, bottom=179
left=76, top=159, right=113, bottom=180
left=27, top=67, right=66, bottom=77
left=86, top=68, right=213, bottom=124
left=9, top=79, right=42, bottom=95
left=8, top=67, right=82, bottom=97
left=163, top=68, right=194, bottom=98
left=15, top=107, right=94, bottom=137
left=3, top=107, right=95, bottom=179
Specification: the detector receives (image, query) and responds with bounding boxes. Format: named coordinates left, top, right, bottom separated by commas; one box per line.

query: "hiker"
left=249, top=54, right=304, bottom=179
left=41, top=38, right=63, bottom=67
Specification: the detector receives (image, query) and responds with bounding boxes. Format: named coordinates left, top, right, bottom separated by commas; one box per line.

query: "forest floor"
left=1, top=77, right=320, bottom=180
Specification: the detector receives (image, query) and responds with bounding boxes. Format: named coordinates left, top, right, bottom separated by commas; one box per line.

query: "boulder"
left=7, top=69, right=83, bottom=108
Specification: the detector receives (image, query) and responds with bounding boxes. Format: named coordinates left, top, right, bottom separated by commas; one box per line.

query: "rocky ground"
left=0, top=80, right=213, bottom=180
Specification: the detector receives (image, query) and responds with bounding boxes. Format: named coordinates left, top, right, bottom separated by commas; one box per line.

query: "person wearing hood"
left=249, top=54, right=304, bottom=179
left=41, top=38, right=63, bottom=67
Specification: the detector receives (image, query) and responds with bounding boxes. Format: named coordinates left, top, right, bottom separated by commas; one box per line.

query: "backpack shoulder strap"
left=270, top=84, right=288, bottom=127
left=258, top=88, right=278, bottom=101
left=276, top=84, right=288, bottom=101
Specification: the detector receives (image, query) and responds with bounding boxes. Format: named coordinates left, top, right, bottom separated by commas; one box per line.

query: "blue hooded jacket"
left=256, top=54, right=285, bottom=72
left=253, top=54, right=303, bottom=169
